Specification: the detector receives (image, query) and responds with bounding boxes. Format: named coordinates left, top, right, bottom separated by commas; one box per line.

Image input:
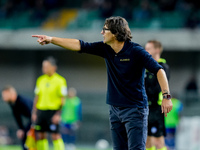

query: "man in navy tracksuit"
left=1, top=85, right=33, bottom=150
left=32, top=16, right=173, bottom=150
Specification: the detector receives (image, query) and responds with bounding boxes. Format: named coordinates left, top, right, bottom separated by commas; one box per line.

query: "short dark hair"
left=147, top=40, right=163, bottom=53
left=104, top=16, right=132, bottom=42
left=43, top=56, right=57, bottom=66
left=2, top=85, right=16, bottom=92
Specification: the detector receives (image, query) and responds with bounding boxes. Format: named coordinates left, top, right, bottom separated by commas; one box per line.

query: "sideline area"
left=0, top=145, right=112, bottom=150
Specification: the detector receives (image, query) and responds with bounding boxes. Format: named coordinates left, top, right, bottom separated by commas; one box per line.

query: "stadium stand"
left=0, top=0, right=199, bottom=30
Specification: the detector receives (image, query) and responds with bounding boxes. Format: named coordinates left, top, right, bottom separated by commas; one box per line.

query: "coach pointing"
left=32, top=16, right=172, bottom=150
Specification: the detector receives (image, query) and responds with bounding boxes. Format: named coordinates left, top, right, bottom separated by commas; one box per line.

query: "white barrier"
left=176, top=116, right=200, bottom=150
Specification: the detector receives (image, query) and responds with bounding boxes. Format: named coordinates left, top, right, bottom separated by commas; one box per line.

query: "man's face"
left=101, top=26, right=115, bottom=44
left=42, top=61, right=56, bottom=75
left=2, top=90, right=12, bottom=103
left=145, top=42, right=157, bottom=57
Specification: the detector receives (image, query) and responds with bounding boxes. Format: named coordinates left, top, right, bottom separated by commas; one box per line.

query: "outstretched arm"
left=157, top=69, right=173, bottom=117
left=31, top=95, right=38, bottom=123
left=32, top=35, right=81, bottom=51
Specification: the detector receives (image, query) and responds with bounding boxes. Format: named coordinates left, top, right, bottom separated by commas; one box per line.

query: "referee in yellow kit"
left=32, top=56, right=67, bottom=150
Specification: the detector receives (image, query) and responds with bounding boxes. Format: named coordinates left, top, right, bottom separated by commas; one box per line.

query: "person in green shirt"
left=165, top=96, right=183, bottom=150
left=61, top=87, right=82, bottom=150
left=32, top=56, right=67, bottom=150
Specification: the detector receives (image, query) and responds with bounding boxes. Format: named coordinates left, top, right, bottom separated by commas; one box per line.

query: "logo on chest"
left=120, top=58, right=130, bottom=62
left=46, top=82, right=50, bottom=87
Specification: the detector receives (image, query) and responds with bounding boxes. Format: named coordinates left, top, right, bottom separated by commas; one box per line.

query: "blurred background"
left=0, top=0, right=200, bottom=149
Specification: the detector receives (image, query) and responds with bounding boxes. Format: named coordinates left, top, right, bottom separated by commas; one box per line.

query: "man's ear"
left=156, top=48, right=160, bottom=54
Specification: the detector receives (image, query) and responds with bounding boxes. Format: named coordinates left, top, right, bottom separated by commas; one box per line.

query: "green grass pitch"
left=0, top=145, right=112, bottom=150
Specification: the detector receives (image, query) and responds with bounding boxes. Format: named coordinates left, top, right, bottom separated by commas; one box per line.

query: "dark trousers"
left=109, top=105, right=148, bottom=150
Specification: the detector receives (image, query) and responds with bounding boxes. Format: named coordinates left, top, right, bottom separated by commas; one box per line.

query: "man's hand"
left=16, top=129, right=24, bottom=139
left=32, top=35, right=52, bottom=45
left=161, top=99, right=173, bottom=117
left=52, top=114, right=60, bottom=124
left=31, top=113, right=37, bottom=123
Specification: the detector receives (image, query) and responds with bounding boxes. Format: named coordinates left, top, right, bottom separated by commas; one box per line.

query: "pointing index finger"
left=32, top=35, right=41, bottom=38
left=165, top=112, right=167, bottom=117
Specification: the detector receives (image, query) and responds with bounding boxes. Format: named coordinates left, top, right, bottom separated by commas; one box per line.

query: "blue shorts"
left=109, top=105, right=148, bottom=150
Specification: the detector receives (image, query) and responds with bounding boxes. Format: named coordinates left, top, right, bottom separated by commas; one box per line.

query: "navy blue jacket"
left=79, top=40, right=163, bottom=108
left=9, top=95, right=33, bottom=130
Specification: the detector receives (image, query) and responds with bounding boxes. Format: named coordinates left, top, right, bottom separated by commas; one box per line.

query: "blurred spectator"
left=154, top=0, right=178, bottom=12
left=184, top=0, right=200, bottom=9
left=185, top=9, right=200, bottom=29
left=30, top=0, right=47, bottom=24
left=44, top=0, right=63, bottom=10
left=0, top=0, right=14, bottom=18
left=165, top=95, right=183, bottom=150
left=182, top=0, right=200, bottom=29
left=0, top=0, right=34, bottom=17
left=0, top=126, right=12, bottom=145
left=61, top=87, right=82, bottom=150
left=133, top=0, right=152, bottom=21
left=184, top=75, right=198, bottom=105
left=1, top=0, right=200, bottom=29
left=81, top=0, right=100, bottom=10
left=185, top=75, right=198, bottom=92
left=117, top=0, right=133, bottom=20
left=99, top=0, right=117, bottom=19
